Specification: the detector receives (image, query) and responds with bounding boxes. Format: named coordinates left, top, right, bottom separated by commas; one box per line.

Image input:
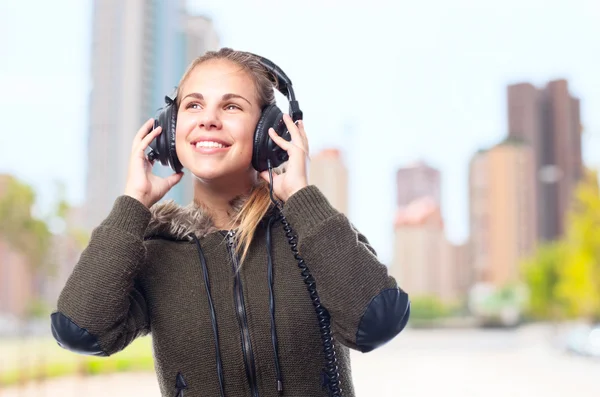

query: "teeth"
left=195, top=141, right=225, bottom=149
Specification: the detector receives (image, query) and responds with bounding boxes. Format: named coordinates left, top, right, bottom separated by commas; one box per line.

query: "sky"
left=0, top=0, right=598, bottom=264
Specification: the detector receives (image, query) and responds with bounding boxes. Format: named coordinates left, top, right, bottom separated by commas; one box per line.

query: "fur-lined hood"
left=145, top=195, right=249, bottom=241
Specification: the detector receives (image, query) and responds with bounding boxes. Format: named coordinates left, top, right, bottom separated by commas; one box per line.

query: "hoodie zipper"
left=227, top=230, right=260, bottom=397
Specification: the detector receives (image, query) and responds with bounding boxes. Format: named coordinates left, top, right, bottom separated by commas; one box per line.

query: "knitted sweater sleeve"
left=282, top=185, right=411, bottom=353
left=50, top=195, right=152, bottom=356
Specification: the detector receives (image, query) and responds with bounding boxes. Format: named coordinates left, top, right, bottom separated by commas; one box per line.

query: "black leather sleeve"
left=355, top=288, right=410, bottom=353
left=50, top=312, right=107, bottom=356
left=51, top=196, right=152, bottom=356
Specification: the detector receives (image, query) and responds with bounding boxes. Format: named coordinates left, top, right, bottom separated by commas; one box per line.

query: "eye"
left=225, top=104, right=242, bottom=111
left=186, top=102, right=202, bottom=110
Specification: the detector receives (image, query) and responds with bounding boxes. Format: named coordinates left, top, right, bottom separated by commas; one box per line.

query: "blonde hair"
left=177, top=48, right=277, bottom=264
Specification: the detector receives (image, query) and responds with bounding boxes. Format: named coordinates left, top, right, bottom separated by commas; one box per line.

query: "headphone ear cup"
left=165, top=104, right=182, bottom=173
left=252, top=104, right=290, bottom=172
left=150, top=102, right=183, bottom=173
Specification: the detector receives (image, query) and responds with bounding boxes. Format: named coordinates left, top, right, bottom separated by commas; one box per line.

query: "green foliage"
left=521, top=241, right=564, bottom=319
left=408, top=295, right=453, bottom=320
left=0, top=175, right=52, bottom=269
left=53, top=180, right=71, bottom=220
left=555, top=169, right=600, bottom=320
left=0, top=336, right=155, bottom=387
left=25, top=298, right=53, bottom=319
left=480, top=283, right=527, bottom=311
left=522, top=168, right=600, bottom=321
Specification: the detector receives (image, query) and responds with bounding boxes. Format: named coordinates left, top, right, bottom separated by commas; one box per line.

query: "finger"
left=269, top=128, right=292, bottom=151
left=134, top=118, right=156, bottom=143
left=296, top=120, right=309, bottom=154
left=282, top=114, right=304, bottom=147
left=297, top=120, right=308, bottom=141
left=137, top=126, right=162, bottom=153
left=273, top=125, right=309, bottom=159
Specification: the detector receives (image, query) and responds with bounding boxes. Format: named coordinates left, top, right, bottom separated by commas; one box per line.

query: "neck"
left=192, top=172, right=257, bottom=230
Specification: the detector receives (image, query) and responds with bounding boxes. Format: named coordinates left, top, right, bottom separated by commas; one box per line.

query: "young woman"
left=51, top=48, right=410, bottom=397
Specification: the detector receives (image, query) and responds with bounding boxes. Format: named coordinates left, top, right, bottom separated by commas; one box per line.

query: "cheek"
left=229, top=121, right=257, bottom=157
left=175, top=116, right=197, bottom=160
left=175, top=115, right=196, bottom=141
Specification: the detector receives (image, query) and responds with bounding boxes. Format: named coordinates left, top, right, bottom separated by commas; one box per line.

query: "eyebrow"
left=182, top=92, right=252, bottom=106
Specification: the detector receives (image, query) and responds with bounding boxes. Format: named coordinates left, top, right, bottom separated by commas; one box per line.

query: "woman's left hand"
left=259, top=113, right=310, bottom=202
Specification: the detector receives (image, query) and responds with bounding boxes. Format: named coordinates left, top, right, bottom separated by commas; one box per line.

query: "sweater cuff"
left=282, top=185, right=339, bottom=239
left=101, top=195, right=152, bottom=237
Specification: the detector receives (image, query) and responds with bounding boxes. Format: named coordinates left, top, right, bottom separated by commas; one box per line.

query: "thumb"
left=165, top=172, right=184, bottom=188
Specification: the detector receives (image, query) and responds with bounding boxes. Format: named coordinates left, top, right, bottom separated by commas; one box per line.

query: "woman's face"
left=175, top=59, right=262, bottom=182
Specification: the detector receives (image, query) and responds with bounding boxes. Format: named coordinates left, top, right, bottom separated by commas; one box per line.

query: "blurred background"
left=1, top=0, right=599, bottom=395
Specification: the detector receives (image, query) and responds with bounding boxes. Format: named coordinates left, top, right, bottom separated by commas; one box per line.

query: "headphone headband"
left=246, top=52, right=303, bottom=122
left=249, top=54, right=293, bottom=98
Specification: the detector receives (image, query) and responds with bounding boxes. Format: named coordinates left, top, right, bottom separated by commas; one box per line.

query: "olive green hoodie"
left=51, top=185, right=410, bottom=397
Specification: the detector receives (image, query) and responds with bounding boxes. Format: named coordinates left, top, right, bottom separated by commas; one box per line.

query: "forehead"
left=180, top=59, right=257, bottom=99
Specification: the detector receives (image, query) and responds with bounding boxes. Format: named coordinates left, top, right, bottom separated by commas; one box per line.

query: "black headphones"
left=146, top=52, right=303, bottom=174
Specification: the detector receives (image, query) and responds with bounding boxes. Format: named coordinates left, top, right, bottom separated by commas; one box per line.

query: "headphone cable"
left=266, top=160, right=342, bottom=397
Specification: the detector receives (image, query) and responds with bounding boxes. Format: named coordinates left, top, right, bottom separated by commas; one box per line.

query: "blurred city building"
left=84, top=0, right=219, bottom=231
left=308, top=148, right=349, bottom=216
left=0, top=240, right=32, bottom=319
left=390, top=162, right=470, bottom=303
left=381, top=78, right=582, bottom=308
left=391, top=197, right=470, bottom=302
left=42, top=206, right=87, bottom=314
left=507, top=79, right=583, bottom=242
left=468, top=138, right=537, bottom=287
left=396, top=160, right=441, bottom=207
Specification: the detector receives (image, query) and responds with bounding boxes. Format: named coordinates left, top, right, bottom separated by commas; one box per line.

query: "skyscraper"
left=507, top=79, right=583, bottom=241
left=396, top=161, right=441, bottom=207
left=83, top=0, right=219, bottom=230
left=84, top=0, right=154, bottom=230
left=468, top=139, right=536, bottom=286
left=308, top=148, right=349, bottom=215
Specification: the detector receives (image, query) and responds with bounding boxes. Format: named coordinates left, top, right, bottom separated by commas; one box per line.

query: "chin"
left=185, top=160, right=255, bottom=183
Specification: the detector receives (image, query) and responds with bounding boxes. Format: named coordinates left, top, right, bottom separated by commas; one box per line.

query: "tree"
left=555, top=169, right=600, bottom=321
left=0, top=175, right=52, bottom=270
left=522, top=168, right=600, bottom=321
left=521, top=241, right=564, bottom=320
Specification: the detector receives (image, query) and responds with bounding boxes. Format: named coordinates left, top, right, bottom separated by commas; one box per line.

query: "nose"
left=197, top=107, right=222, bottom=130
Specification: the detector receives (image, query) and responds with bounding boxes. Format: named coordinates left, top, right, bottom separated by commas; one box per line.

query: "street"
left=2, top=324, right=598, bottom=396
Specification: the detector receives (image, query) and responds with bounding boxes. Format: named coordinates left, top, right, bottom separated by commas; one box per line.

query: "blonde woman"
left=51, top=48, right=410, bottom=397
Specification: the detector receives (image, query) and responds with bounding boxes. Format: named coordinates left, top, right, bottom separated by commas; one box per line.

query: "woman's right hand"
left=124, top=118, right=184, bottom=208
